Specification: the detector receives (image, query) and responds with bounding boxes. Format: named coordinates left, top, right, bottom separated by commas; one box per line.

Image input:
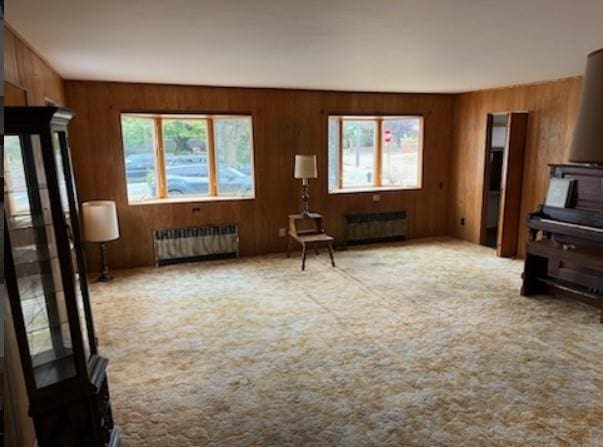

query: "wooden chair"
left=287, top=213, right=335, bottom=271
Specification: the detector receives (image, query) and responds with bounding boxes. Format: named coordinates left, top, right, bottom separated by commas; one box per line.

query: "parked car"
left=166, top=164, right=208, bottom=178
left=125, top=154, right=208, bottom=182
left=125, top=153, right=155, bottom=182
left=214, top=166, right=253, bottom=195
left=166, top=154, right=207, bottom=167
left=147, top=163, right=252, bottom=196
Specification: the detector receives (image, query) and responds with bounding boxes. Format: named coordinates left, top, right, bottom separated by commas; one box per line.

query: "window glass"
left=5, top=135, right=30, bottom=216
left=342, top=120, right=376, bottom=188
left=328, top=116, right=423, bottom=192
left=214, top=118, right=254, bottom=197
left=328, top=118, right=340, bottom=191
left=121, top=114, right=255, bottom=203
left=121, top=117, right=157, bottom=202
left=52, top=133, right=71, bottom=211
left=381, top=118, right=421, bottom=188
left=52, top=132, right=91, bottom=362
left=162, top=119, right=209, bottom=197
left=4, top=135, right=77, bottom=388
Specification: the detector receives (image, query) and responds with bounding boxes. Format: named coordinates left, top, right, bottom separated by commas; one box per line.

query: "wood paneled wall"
left=4, top=25, right=65, bottom=106
left=3, top=23, right=67, bottom=447
left=448, top=77, right=583, bottom=257
left=64, top=81, right=454, bottom=270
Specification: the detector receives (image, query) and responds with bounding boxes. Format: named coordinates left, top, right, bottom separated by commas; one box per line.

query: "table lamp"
left=569, top=48, right=603, bottom=165
left=294, top=154, right=318, bottom=216
left=82, top=200, right=120, bottom=282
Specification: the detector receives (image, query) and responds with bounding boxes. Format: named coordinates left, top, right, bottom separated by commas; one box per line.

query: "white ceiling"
left=7, top=0, right=603, bottom=93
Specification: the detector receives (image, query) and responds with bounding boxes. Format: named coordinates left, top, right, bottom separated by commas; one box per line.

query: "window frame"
left=119, top=112, right=256, bottom=205
left=328, top=114, right=424, bottom=194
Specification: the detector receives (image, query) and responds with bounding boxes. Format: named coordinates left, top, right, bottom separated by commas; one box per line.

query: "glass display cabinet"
left=4, top=107, right=120, bottom=447
left=1, top=104, right=6, bottom=446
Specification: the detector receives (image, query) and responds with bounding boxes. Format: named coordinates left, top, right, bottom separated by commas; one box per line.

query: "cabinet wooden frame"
left=119, top=113, right=255, bottom=203
left=5, top=109, right=94, bottom=387
left=4, top=106, right=120, bottom=446
left=328, top=114, right=424, bottom=192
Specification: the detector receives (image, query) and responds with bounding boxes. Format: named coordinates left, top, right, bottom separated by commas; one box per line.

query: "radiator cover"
left=153, top=224, right=239, bottom=266
left=345, top=211, right=407, bottom=245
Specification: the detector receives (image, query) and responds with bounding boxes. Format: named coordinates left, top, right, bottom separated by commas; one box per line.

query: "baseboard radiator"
left=345, top=211, right=407, bottom=245
left=153, top=224, right=239, bottom=266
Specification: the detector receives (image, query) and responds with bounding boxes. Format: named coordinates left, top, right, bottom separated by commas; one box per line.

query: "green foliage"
left=341, top=119, right=420, bottom=148
left=342, top=122, right=374, bottom=149
left=121, top=117, right=154, bottom=155
left=122, top=116, right=253, bottom=168
left=163, top=119, right=207, bottom=154
left=122, top=117, right=208, bottom=155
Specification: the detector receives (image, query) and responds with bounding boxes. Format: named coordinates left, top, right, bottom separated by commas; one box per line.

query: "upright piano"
left=521, top=164, right=603, bottom=322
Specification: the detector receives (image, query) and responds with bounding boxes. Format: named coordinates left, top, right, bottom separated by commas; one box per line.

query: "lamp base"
left=97, top=271, right=113, bottom=282
left=97, top=242, right=113, bottom=282
left=300, top=183, right=311, bottom=216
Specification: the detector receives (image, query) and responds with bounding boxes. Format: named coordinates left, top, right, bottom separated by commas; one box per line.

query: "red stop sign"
left=384, top=129, right=393, bottom=143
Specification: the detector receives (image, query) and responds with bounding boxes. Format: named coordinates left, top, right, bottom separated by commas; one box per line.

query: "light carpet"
left=90, top=238, right=603, bottom=447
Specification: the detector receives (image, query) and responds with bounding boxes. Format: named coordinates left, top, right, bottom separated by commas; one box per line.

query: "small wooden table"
left=287, top=213, right=335, bottom=271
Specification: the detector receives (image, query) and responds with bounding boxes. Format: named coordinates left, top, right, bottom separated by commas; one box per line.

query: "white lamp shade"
left=294, top=155, right=318, bottom=179
left=82, top=201, right=120, bottom=242
left=569, top=49, right=603, bottom=164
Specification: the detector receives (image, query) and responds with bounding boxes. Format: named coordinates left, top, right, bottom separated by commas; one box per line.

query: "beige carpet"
left=91, top=238, right=603, bottom=447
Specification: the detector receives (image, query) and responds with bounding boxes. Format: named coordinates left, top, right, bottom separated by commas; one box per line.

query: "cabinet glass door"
left=4, top=134, right=77, bottom=388
left=52, top=130, right=95, bottom=362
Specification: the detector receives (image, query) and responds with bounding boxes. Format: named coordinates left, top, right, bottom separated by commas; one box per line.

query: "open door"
left=480, top=112, right=528, bottom=257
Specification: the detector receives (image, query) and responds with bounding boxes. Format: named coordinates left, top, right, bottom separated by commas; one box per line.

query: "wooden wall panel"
left=448, top=77, right=583, bottom=257
left=64, top=81, right=454, bottom=270
left=4, top=81, right=29, bottom=106
left=3, top=24, right=65, bottom=106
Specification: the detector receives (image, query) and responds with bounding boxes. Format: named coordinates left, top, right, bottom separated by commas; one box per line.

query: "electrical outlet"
left=278, top=228, right=287, bottom=238
left=372, top=194, right=381, bottom=202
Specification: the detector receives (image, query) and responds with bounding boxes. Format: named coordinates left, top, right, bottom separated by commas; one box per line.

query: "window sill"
left=128, top=195, right=255, bottom=206
left=329, top=186, right=422, bottom=195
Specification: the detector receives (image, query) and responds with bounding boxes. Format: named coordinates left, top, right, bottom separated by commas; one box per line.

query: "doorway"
left=480, top=112, right=528, bottom=257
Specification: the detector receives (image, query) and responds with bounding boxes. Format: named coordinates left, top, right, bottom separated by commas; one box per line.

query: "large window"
left=121, top=114, right=255, bottom=203
left=328, top=116, right=423, bottom=192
